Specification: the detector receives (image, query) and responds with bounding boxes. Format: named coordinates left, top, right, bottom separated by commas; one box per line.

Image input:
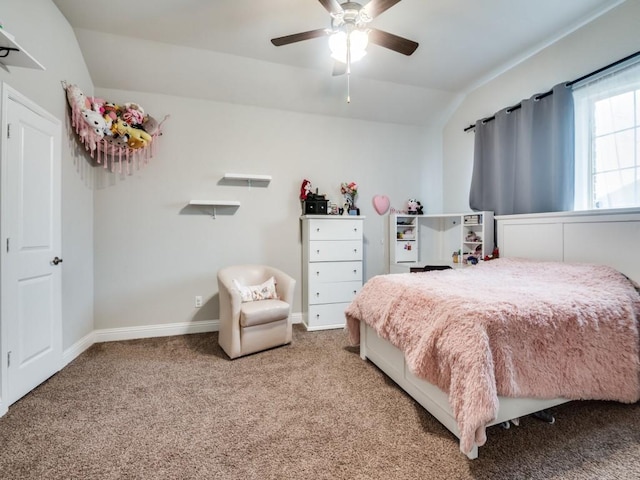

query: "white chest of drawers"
left=301, top=215, right=365, bottom=331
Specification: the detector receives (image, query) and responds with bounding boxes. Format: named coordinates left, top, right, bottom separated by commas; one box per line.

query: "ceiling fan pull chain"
left=347, top=33, right=352, bottom=103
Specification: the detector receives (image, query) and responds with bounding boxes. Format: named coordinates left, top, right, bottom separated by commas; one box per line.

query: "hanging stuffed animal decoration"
left=62, top=81, right=169, bottom=174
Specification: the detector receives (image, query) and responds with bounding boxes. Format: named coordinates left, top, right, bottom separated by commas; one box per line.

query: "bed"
left=345, top=257, right=640, bottom=459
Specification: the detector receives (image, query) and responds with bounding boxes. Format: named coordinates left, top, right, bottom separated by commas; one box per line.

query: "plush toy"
left=66, top=84, right=91, bottom=111
left=407, top=199, right=424, bottom=215
left=103, top=102, right=120, bottom=123
left=88, top=96, right=106, bottom=116
left=141, top=115, right=159, bottom=135
left=300, top=179, right=312, bottom=200
left=110, top=118, right=152, bottom=149
left=82, top=109, right=109, bottom=138
left=122, top=102, right=145, bottom=127
left=126, top=126, right=152, bottom=149
left=103, top=131, right=129, bottom=149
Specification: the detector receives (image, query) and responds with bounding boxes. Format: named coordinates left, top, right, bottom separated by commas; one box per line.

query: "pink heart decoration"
left=372, top=195, right=390, bottom=215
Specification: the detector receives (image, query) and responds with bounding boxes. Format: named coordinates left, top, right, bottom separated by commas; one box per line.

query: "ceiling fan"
left=270, top=0, right=419, bottom=77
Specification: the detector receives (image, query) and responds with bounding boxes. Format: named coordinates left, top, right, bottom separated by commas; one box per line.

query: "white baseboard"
left=61, top=312, right=303, bottom=367
left=62, top=331, right=96, bottom=368
left=61, top=319, right=218, bottom=367
left=94, top=319, right=219, bottom=343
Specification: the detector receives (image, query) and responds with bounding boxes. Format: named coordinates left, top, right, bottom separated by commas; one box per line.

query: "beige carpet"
left=1, top=326, right=639, bottom=479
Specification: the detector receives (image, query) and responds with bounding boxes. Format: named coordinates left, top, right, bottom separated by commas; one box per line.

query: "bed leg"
left=466, top=445, right=479, bottom=460
left=359, top=321, right=367, bottom=360
left=532, top=409, right=555, bottom=424
left=499, top=418, right=521, bottom=429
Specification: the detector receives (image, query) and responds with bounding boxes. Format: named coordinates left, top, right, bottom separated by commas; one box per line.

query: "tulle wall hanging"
left=63, top=81, right=169, bottom=174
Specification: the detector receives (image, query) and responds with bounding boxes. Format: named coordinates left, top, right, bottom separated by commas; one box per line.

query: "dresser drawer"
left=307, top=261, right=362, bottom=283
left=306, top=303, right=350, bottom=330
left=308, top=281, right=361, bottom=305
left=309, top=240, right=362, bottom=262
left=308, top=219, right=363, bottom=241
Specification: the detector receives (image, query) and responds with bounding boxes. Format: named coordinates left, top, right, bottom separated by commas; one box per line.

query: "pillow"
left=233, top=276, right=278, bottom=302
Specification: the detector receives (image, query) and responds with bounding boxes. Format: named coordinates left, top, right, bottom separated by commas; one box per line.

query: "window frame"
left=573, top=59, right=640, bottom=211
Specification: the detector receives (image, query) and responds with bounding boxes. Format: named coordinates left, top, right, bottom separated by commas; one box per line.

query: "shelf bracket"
left=0, top=47, right=19, bottom=58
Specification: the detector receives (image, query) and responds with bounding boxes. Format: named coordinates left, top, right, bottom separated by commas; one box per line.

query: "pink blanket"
left=345, top=258, right=640, bottom=454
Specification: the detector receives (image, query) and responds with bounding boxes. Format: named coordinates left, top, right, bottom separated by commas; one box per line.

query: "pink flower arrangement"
left=341, top=181, right=358, bottom=206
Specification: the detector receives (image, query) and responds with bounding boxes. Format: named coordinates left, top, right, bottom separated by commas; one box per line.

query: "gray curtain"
left=469, top=83, right=575, bottom=215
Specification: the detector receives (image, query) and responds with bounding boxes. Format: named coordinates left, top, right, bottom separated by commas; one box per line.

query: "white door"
left=1, top=84, right=62, bottom=408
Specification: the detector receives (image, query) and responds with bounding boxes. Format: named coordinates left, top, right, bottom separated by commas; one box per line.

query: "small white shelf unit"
left=188, top=200, right=240, bottom=218
left=389, top=212, right=494, bottom=273
left=0, top=29, right=45, bottom=70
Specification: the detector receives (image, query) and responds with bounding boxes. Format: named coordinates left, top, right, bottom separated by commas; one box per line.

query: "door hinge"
left=6, top=238, right=9, bottom=253
left=6, top=123, right=10, bottom=139
left=7, top=351, right=11, bottom=367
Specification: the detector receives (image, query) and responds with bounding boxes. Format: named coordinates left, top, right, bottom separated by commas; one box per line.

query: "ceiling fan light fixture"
left=329, top=29, right=369, bottom=64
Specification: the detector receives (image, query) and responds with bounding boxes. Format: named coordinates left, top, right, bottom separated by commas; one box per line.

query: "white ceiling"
left=53, top=0, right=623, bottom=126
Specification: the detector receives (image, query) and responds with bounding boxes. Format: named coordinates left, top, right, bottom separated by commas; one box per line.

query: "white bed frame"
left=360, top=209, right=640, bottom=459
left=359, top=321, right=567, bottom=459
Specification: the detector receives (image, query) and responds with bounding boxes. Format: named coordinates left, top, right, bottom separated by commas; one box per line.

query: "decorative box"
left=303, top=199, right=329, bottom=215
left=303, top=192, right=329, bottom=215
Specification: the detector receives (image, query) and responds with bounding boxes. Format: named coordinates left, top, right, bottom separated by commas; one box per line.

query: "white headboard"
left=496, top=208, right=640, bottom=285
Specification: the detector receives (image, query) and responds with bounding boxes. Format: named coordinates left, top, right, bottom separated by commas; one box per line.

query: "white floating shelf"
left=223, top=173, right=271, bottom=182
left=188, top=200, right=240, bottom=218
left=0, top=29, right=45, bottom=70
left=189, top=200, right=240, bottom=207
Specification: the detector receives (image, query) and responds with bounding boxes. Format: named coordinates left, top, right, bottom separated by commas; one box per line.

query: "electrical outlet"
left=194, top=295, right=203, bottom=308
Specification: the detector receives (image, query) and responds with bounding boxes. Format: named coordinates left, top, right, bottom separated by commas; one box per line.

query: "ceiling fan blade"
left=271, top=29, right=328, bottom=47
left=332, top=61, right=347, bottom=76
left=363, top=0, right=402, bottom=19
left=318, top=0, right=343, bottom=15
left=368, top=28, right=418, bottom=56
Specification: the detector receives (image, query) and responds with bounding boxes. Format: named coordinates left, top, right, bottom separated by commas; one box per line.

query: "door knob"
left=51, top=257, right=63, bottom=265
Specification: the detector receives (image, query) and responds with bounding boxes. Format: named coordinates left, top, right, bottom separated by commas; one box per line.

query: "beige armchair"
left=217, top=265, right=296, bottom=359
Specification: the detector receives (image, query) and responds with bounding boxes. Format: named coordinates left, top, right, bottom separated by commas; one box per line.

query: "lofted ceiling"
left=53, top=0, right=623, bottom=126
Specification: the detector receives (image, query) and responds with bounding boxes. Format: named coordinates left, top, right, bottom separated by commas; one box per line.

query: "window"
left=573, top=59, right=640, bottom=210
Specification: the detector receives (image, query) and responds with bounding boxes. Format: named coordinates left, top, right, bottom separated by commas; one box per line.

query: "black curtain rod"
left=463, top=49, right=640, bottom=132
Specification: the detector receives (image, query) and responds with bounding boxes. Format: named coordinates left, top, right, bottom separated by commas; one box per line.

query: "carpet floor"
left=1, top=325, right=639, bottom=479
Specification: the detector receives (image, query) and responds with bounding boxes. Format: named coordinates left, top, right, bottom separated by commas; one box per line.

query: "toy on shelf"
left=465, top=231, right=480, bottom=242
left=300, top=179, right=312, bottom=200
left=407, top=199, right=424, bottom=215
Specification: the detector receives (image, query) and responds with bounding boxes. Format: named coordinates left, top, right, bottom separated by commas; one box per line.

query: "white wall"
left=93, top=89, right=432, bottom=329
left=0, top=0, right=94, bottom=349
left=442, top=0, right=640, bottom=213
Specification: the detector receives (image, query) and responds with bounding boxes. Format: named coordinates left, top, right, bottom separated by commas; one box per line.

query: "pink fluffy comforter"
left=345, top=258, right=640, bottom=454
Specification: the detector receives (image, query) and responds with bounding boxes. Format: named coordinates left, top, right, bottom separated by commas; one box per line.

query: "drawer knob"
left=316, top=292, right=320, bottom=297
left=353, top=249, right=358, bottom=253
left=316, top=314, right=320, bottom=319
left=316, top=271, right=320, bottom=276
left=353, top=270, right=357, bottom=274
left=316, top=249, right=320, bottom=254
left=316, top=228, right=320, bottom=232
left=353, top=290, right=357, bottom=294
left=354, top=227, right=358, bottom=232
